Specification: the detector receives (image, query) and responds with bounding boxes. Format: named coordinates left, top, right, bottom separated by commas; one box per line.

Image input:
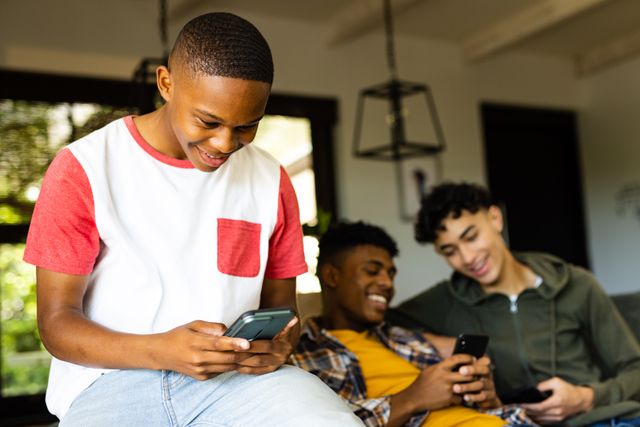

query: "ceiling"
left=3, top=0, right=640, bottom=77
left=169, top=0, right=640, bottom=76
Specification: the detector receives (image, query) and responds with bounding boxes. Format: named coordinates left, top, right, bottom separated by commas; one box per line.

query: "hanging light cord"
left=383, top=0, right=398, bottom=80
left=159, top=0, right=169, bottom=59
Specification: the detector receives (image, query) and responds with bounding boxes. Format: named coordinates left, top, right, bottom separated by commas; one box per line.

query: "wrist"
left=392, top=386, right=420, bottom=414
left=140, top=332, right=165, bottom=371
left=578, top=386, right=595, bottom=412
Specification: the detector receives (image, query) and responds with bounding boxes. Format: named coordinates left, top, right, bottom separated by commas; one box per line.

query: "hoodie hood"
left=448, top=251, right=571, bottom=304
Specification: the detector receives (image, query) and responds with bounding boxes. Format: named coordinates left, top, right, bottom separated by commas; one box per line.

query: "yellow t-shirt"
left=330, top=329, right=506, bottom=427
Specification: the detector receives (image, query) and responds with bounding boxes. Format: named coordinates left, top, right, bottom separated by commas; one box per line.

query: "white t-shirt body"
left=24, top=116, right=307, bottom=418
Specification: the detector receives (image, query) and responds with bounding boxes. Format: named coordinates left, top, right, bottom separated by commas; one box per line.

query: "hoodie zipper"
left=508, top=294, right=539, bottom=387
left=509, top=295, right=518, bottom=313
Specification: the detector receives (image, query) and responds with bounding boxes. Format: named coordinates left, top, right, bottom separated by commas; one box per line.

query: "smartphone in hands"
left=452, top=334, right=489, bottom=358
left=451, top=333, right=489, bottom=381
left=223, top=307, right=295, bottom=341
left=500, top=386, right=553, bottom=404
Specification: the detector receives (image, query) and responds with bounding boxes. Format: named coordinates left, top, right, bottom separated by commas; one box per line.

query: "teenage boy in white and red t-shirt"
left=23, top=12, right=363, bottom=427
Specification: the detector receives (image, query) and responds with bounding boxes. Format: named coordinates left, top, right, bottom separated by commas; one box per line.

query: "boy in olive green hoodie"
left=387, top=183, right=640, bottom=426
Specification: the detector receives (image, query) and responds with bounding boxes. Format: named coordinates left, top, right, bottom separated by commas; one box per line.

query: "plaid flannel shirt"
left=290, top=317, right=535, bottom=427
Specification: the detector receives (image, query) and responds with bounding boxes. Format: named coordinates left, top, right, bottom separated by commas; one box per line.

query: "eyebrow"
left=437, top=225, right=476, bottom=252
left=364, top=260, right=397, bottom=274
left=459, top=225, right=476, bottom=239
left=195, top=109, right=264, bottom=126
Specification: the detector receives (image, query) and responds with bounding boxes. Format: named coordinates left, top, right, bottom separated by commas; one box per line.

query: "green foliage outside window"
left=1, top=244, right=49, bottom=396
left=0, top=99, right=132, bottom=397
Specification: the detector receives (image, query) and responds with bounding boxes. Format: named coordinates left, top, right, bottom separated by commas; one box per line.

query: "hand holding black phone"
left=223, top=307, right=295, bottom=341
left=450, top=334, right=490, bottom=390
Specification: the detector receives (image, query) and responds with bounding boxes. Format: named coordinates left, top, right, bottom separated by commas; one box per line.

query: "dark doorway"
left=481, top=103, right=589, bottom=269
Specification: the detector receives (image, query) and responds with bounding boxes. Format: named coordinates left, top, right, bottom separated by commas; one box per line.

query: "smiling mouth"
left=468, top=257, right=490, bottom=276
left=195, top=146, right=232, bottom=168
left=198, top=146, right=226, bottom=159
left=367, top=294, right=388, bottom=305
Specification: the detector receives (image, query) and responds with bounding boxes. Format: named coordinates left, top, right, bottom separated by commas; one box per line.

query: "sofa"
left=297, top=290, right=640, bottom=344
left=611, top=291, right=640, bottom=343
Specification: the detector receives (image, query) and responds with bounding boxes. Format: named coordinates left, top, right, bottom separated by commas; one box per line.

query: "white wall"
left=1, top=1, right=592, bottom=303
left=578, top=58, right=640, bottom=295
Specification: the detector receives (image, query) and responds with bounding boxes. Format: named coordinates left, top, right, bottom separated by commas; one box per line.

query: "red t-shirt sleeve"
left=23, top=148, right=100, bottom=275
left=264, top=166, right=308, bottom=279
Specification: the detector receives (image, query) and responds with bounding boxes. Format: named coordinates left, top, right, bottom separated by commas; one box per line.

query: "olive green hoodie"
left=388, top=252, right=640, bottom=426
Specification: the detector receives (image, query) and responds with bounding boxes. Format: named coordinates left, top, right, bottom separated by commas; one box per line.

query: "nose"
left=459, top=245, right=475, bottom=265
left=208, top=127, right=239, bottom=154
left=379, top=271, right=394, bottom=289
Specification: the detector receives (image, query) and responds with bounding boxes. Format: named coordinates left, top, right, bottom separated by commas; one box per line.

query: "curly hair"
left=170, top=12, right=273, bottom=84
left=318, top=221, right=399, bottom=269
left=415, top=182, right=493, bottom=244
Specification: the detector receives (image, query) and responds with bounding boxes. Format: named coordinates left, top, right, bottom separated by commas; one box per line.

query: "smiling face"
left=321, top=244, right=397, bottom=331
left=156, top=66, right=271, bottom=172
left=434, top=206, right=510, bottom=287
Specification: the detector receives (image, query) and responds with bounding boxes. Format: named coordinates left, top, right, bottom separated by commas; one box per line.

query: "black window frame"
left=0, top=68, right=337, bottom=425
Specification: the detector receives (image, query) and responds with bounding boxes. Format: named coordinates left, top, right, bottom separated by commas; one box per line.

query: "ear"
left=318, top=263, right=340, bottom=290
left=487, top=205, right=504, bottom=233
left=156, top=65, right=173, bottom=103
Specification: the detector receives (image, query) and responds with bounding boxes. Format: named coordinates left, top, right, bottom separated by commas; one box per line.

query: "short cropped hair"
left=415, top=182, right=493, bottom=243
left=318, top=221, right=399, bottom=270
left=170, top=12, right=273, bottom=84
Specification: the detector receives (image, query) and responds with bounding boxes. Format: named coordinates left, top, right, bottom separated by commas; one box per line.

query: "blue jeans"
left=59, top=365, right=364, bottom=426
left=588, top=417, right=640, bottom=427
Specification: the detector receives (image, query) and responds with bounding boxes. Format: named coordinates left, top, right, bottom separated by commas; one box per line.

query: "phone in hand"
left=500, top=386, right=552, bottom=404
left=223, top=307, right=295, bottom=341
left=452, top=334, right=489, bottom=358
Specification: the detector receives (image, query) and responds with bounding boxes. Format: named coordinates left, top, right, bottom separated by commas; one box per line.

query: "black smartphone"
left=223, top=307, right=296, bottom=341
left=500, top=386, right=553, bottom=404
left=452, top=334, right=489, bottom=358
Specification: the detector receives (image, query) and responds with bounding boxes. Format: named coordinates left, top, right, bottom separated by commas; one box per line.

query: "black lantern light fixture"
left=132, top=0, right=169, bottom=113
left=352, top=0, right=446, bottom=160
left=352, top=0, right=446, bottom=220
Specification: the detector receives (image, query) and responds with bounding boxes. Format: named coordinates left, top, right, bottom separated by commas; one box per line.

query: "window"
left=0, top=69, right=337, bottom=424
left=253, top=115, right=321, bottom=293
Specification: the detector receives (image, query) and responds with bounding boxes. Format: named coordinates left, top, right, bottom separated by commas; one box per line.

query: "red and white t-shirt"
left=24, top=116, right=307, bottom=418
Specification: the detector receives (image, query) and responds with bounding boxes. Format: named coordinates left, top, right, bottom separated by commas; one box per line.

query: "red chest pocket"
left=217, top=218, right=261, bottom=277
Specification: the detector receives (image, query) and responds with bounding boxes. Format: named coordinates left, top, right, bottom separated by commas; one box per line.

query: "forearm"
left=388, top=391, right=419, bottom=427
left=422, top=332, right=455, bottom=357
left=39, top=307, right=162, bottom=370
left=590, top=369, right=640, bottom=406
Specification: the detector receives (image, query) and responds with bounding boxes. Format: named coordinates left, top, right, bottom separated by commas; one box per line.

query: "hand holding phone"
left=451, top=334, right=489, bottom=384
left=227, top=308, right=298, bottom=375
left=223, top=307, right=296, bottom=341
left=449, top=334, right=501, bottom=408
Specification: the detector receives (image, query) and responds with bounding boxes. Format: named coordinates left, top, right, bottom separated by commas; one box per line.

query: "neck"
left=134, top=107, right=183, bottom=159
left=320, top=298, right=368, bottom=332
left=320, top=312, right=368, bottom=333
left=488, top=252, right=537, bottom=296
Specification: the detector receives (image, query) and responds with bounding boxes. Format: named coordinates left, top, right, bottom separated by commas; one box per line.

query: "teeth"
left=367, top=294, right=387, bottom=304
left=200, top=148, right=221, bottom=159
left=471, top=259, right=486, bottom=272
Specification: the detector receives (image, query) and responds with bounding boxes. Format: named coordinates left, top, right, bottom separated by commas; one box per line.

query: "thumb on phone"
left=274, top=316, right=299, bottom=339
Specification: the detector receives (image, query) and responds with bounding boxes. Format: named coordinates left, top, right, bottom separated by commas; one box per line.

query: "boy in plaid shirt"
left=291, top=221, right=534, bottom=427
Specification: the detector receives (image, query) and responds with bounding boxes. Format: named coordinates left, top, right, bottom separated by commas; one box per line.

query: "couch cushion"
left=296, top=292, right=322, bottom=325
left=611, top=292, right=640, bottom=344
